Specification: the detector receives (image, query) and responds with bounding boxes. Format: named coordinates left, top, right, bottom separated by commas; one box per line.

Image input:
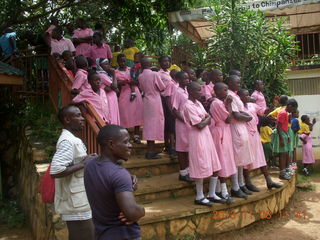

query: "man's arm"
left=116, top=191, right=145, bottom=222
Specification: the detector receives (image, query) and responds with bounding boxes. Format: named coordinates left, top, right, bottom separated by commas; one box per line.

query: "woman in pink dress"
left=96, top=58, right=120, bottom=125
left=72, top=19, right=94, bottom=57
left=172, top=71, right=192, bottom=182
left=184, top=82, right=222, bottom=206
left=115, top=54, right=143, bottom=143
left=209, top=82, right=237, bottom=203
left=73, top=70, right=110, bottom=123
left=239, top=89, right=282, bottom=190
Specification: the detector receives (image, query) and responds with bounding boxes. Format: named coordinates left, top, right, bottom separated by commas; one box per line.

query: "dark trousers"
left=66, top=219, right=94, bottom=240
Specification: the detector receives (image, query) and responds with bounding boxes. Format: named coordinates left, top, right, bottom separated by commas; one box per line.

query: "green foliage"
left=0, top=200, right=25, bottom=228
left=206, top=0, right=298, bottom=103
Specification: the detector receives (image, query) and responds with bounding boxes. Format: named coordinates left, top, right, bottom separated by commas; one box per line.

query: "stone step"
left=123, top=153, right=179, bottom=177
left=131, top=141, right=165, bottom=155
left=135, top=168, right=262, bottom=203
left=139, top=172, right=296, bottom=240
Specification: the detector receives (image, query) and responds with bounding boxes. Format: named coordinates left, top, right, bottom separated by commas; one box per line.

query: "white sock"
left=221, top=183, right=229, bottom=198
left=179, top=168, right=188, bottom=176
left=208, top=177, right=221, bottom=200
left=238, top=167, right=245, bottom=187
left=231, top=173, right=240, bottom=191
left=216, top=179, right=221, bottom=192
left=195, top=178, right=206, bottom=201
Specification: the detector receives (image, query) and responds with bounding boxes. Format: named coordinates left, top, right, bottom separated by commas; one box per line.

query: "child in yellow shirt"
left=122, top=39, right=139, bottom=67
left=260, top=117, right=275, bottom=168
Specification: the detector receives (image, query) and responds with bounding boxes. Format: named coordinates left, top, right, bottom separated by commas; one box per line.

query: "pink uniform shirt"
left=72, top=69, right=91, bottom=91
left=50, top=37, right=76, bottom=55
left=159, top=69, right=172, bottom=87
left=90, top=43, right=112, bottom=63
left=138, top=69, right=166, bottom=141
left=201, top=82, right=214, bottom=101
left=251, top=90, right=267, bottom=115
left=72, top=28, right=94, bottom=57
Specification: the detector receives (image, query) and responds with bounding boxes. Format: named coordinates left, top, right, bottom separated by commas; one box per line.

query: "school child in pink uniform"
left=90, top=32, right=112, bottom=64
left=184, top=82, right=222, bottom=206
left=251, top=80, right=267, bottom=115
left=158, top=56, right=176, bottom=156
left=45, top=17, right=58, bottom=46
left=96, top=58, right=120, bottom=125
left=299, top=115, right=317, bottom=176
left=238, top=89, right=282, bottom=191
left=138, top=58, right=166, bottom=159
left=50, top=27, right=76, bottom=56
left=73, top=70, right=110, bottom=123
left=71, top=56, right=91, bottom=94
left=210, top=82, right=237, bottom=203
left=72, top=19, right=94, bottom=57
left=116, top=54, right=143, bottom=143
left=227, top=75, right=254, bottom=199
left=172, top=71, right=193, bottom=182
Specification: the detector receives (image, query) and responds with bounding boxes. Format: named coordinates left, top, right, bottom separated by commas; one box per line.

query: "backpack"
left=40, top=164, right=55, bottom=203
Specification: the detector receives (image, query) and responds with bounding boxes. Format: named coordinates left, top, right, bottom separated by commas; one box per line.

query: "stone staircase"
left=123, top=141, right=296, bottom=240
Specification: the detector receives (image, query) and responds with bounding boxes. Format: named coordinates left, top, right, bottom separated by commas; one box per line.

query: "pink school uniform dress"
left=210, top=99, right=237, bottom=178
left=138, top=69, right=166, bottom=141
left=244, top=103, right=267, bottom=169
left=72, top=28, right=94, bottom=57
left=301, top=133, right=315, bottom=164
left=50, top=37, right=76, bottom=55
left=228, top=90, right=254, bottom=167
left=73, top=88, right=110, bottom=123
left=251, top=90, right=267, bottom=115
left=90, top=43, right=112, bottom=64
left=99, top=73, right=120, bottom=125
left=201, top=82, right=214, bottom=101
left=184, top=99, right=221, bottom=179
left=72, top=69, right=91, bottom=92
left=115, top=67, right=143, bottom=129
left=172, top=87, right=190, bottom=152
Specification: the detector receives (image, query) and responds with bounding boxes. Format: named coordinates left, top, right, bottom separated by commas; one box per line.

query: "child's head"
left=255, top=80, right=264, bottom=91
left=195, top=69, right=204, bottom=80
left=75, top=55, right=88, bottom=70
left=238, top=89, right=250, bottom=104
left=214, top=82, right=229, bottom=100
left=158, top=56, right=171, bottom=70
left=170, top=69, right=178, bottom=81
left=260, top=116, right=273, bottom=127
left=117, top=54, right=126, bottom=68
left=229, top=69, right=241, bottom=78
left=51, top=27, right=62, bottom=40
left=184, top=68, right=196, bottom=82
left=210, top=69, right=223, bottom=83
left=62, top=50, right=73, bottom=62
left=93, top=31, right=103, bottom=45
left=114, top=44, right=121, bottom=52
left=86, top=57, right=94, bottom=69
left=94, top=23, right=104, bottom=33
left=279, top=95, right=288, bottom=106
left=175, top=71, right=190, bottom=87
left=50, top=16, right=59, bottom=26
left=76, top=18, right=86, bottom=29
left=227, top=75, right=241, bottom=91
left=301, top=115, right=310, bottom=124
left=286, top=98, right=298, bottom=113
left=291, top=109, right=299, bottom=119
left=202, top=71, right=210, bottom=84
left=187, top=82, right=202, bottom=101
left=141, top=57, right=152, bottom=69
left=134, top=52, right=144, bottom=63
left=124, top=39, right=135, bottom=48
left=88, top=70, right=101, bottom=92
left=65, top=59, right=75, bottom=72
left=98, top=58, right=109, bottom=71
left=66, top=23, right=74, bottom=35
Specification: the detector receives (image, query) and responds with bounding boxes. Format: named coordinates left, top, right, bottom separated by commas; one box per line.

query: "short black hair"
left=229, top=69, right=241, bottom=76
left=93, top=31, right=103, bottom=39
left=187, top=81, right=200, bottom=93
left=237, top=88, right=249, bottom=97
left=287, top=98, right=298, bottom=108
left=175, top=71, right=187, bottom=79
left=301, top=115, right=309, bottom=122
left=158, top=56, right=171, bottom=63
left=117, top=53, right=126, bottom=61
left=97, top=124, right=126, bottom=146
left=227, top=74, right=240, bottom=85
left=279, top=95, right=289, bottom=105
left=87, top=69, right=98, bottom=81
left=57, top=105, right=79, bottom=124
left=213, top=82, right=227, bottom=92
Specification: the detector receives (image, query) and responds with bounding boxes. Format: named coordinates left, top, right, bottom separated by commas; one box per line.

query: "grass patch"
left=297, top=173, right=316, bottom=192
left=0, top=200, right=25, bottom=228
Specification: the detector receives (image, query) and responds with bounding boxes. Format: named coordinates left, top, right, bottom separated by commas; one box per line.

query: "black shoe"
left=207, top=197, right=227, bottom=204
left=267, top=181, right=283, bottom=189
left=145, top=152, right=161, bottom=159
left=240, top=185, right=253, bottom=195
left=246, top=183, right=260, bottom=192
left=279, top=170, right=291, bottom=180
left=179, top=174, right=194, bottom=183
left=231, top=189, right=248, bottom=199
left=222, top=194, right=234, bottom=205
left=194, top=198, right=213, bottom=206
left=215, top=192, right=223, bottom=198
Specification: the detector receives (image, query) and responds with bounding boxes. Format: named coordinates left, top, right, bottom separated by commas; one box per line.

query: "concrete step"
left=131, top=140, right=165, bottom=156
left=138, top=172, right=296, bottom=240
left=123, top=153, right=179, bottom=177
left=135, top=168, right=263, bottom=203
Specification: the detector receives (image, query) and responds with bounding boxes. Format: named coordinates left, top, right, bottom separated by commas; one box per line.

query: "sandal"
left=194, top=198, right=213, bottom=207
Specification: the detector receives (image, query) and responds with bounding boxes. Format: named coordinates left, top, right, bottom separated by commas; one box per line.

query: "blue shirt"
left=84, top=158, right=140, bottom=240
left=291, top=118, right=300, bottom=132
left=0, top=32, right=16, bottom=56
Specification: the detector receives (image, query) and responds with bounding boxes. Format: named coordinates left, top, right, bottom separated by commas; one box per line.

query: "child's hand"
left=225, top=95, right=233, bottom=105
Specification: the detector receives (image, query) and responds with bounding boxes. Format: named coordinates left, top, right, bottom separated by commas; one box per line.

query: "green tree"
left=206, top=0, right=297, bottom=103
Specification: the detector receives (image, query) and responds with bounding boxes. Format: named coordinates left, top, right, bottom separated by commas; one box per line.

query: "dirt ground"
left=1, top=173, right=320, bottom=240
